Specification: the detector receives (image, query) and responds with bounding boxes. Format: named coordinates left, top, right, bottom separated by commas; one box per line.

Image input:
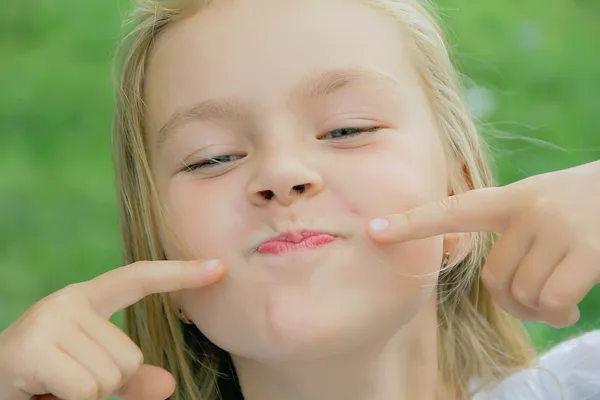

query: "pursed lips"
left=255, top=229, right=340, bottom=255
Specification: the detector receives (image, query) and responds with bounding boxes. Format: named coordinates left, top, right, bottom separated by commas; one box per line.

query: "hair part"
left=111, top=1, right=536, bottom=399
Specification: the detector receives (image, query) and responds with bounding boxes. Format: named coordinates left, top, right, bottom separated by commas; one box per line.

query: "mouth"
left=256, top=229, right=340, bottom=255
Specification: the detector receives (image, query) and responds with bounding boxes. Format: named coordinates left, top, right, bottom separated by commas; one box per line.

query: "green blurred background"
left=1, top=0, right=599, bottom=352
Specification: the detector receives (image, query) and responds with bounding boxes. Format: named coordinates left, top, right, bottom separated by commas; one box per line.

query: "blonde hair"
left=112, top=0, right=536, bottom=399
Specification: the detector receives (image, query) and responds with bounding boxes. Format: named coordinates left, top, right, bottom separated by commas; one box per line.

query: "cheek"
left=324, top=135, right=446, bottom=284
left=159, top=179, right=249, bottom=260
left=329, top=135, right=446, bottom=220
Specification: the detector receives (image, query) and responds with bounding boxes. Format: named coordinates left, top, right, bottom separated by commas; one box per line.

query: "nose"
left=247, top=156, right=324, bottom=206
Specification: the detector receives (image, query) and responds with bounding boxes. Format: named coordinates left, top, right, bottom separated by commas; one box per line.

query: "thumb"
left=115, top=364, right=176, bottom=400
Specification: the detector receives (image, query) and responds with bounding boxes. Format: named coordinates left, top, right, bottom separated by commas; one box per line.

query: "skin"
left=146, top=0, right=458, bottom=399
left=0, top=260, right=225, bottom=400
left=369, top=160, right=600, bottom=329
left=0, top=0, right=597, bottom=398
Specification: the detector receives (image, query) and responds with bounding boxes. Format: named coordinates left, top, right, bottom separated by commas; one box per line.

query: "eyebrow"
left=157, top=99, right=248, bottom=145
left=156, top=67, right=400, bottom=145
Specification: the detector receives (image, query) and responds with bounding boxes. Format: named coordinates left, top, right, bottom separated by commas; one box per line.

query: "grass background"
left=1, top=0, right=599, bottom=353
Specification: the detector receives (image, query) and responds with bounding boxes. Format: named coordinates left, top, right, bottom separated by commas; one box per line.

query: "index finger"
left=82, top=259, right=223, bottom=318
left=368, top=187, right=517, bottom=242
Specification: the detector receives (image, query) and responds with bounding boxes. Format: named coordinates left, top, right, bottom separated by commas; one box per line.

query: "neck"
left=232, top=299, right=450, bottom=400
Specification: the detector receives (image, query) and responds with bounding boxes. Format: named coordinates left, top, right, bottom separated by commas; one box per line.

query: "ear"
left=442, top=162, right=475, bottom=267
left=167, top=291, right=183, bottom=314
left=442, top=232, right=473, bottom=268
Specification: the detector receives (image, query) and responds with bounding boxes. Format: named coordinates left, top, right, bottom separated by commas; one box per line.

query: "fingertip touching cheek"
left=142, top=0, right=450, bottom=358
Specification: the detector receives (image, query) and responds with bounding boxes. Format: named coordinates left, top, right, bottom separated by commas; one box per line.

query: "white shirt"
left=472, top=330, right=600, bottom=399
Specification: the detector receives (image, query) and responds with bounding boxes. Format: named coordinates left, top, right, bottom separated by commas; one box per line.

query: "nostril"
left=292, top=184, right=307, bottom=193
left=260, top=190, right=274, bottom=200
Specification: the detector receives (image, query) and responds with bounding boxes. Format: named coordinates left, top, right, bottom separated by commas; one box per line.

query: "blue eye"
left=321, top=126, right=380, bottom=140
left=186, top=154, right=243, bottom=171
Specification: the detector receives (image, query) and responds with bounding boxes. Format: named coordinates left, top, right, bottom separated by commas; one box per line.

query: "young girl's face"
left=145, top=0, right=451, bottom=359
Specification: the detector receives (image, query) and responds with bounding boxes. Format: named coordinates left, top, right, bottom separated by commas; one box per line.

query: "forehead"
left=143, top=0, right=420, bottom=135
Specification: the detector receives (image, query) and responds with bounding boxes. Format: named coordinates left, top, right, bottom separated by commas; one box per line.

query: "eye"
left=185, top=154, right=244, bottom=172
left=320, top=126, right=380, bottom=140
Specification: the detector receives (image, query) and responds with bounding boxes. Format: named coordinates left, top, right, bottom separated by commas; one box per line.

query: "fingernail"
left=369, top=218, right=390, bottom=232
left=200, top=259, right=222, bottom=272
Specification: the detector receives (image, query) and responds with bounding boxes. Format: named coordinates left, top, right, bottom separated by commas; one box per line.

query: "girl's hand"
left=0, top=259, right=224, bottom=400
left=367, top=160, right=600, bottom=328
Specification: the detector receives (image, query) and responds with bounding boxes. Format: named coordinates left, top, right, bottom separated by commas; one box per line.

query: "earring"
left=441, top=252, right=451, bottom=269
left=177, top=309, right=193, bottom=324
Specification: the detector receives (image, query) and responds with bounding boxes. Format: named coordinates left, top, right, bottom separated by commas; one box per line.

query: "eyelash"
left=184, top=126, right=380, bottom=172
left=320, top=126, right=381, bottom=140
left=185, top=155, right=243, bottom=172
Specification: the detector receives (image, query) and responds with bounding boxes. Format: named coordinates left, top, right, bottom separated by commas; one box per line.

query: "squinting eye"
left=186, top=154, right=244, bottom=172
left=321, top=126, right=380, bottom=140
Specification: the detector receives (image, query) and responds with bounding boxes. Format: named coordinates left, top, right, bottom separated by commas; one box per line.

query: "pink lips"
left=257, top=230, right=338, bottom=255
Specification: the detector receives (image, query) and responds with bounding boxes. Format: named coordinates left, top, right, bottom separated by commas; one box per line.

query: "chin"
left=251, top=274, right=429, bottom=361
left=196, top=242, right=440, bottom=361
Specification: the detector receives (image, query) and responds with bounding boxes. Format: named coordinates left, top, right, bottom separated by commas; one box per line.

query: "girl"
left=1, top=0, right=599, bottom=399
